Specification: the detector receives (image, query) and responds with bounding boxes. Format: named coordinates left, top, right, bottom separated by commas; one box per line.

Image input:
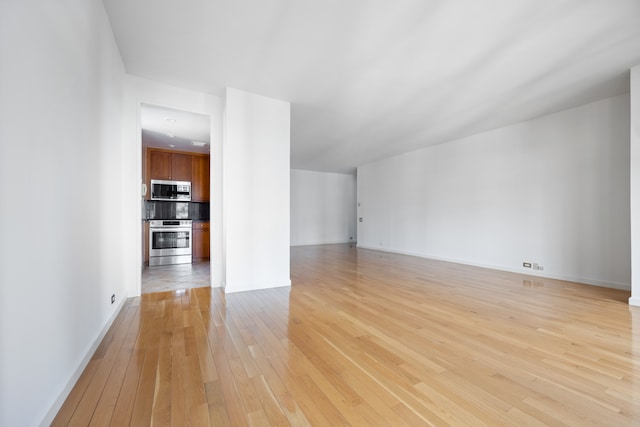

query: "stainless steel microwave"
left=150, top=180, right=191, bottom=201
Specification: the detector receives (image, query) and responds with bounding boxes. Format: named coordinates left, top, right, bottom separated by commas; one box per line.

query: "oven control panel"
left=149, top=220, right=193, bottom=228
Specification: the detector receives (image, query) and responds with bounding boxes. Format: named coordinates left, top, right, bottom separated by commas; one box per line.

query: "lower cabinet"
left=192, top=221, right=210, bottom=259
left=144, top=221, right=149, bottom=264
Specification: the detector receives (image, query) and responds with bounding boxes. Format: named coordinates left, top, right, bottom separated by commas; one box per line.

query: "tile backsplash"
left=144, top=201, right=210, bottom=221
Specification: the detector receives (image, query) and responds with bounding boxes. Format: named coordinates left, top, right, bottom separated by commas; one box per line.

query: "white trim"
left=224, top=280, right=291, bottom=294
left=291, top=240, right=354, bottom=247
left=356, top=244, right=631, bottom=291
left=629, top=296, right=640, bottom=307
left=40, top=297, right=128, bottom=427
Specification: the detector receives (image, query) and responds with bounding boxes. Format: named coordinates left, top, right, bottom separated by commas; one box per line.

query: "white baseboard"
left=40, top=297, right=127, bottom=427
left=629, top=296, right=640, bottom=307
left=356, top=244, right=631, bottom=292
left=291, top=239, right=353, bottom=247
left=224, top=279, right=292, bottom=294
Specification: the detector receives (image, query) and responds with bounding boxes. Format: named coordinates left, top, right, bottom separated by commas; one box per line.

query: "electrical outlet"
left=523, top=262, right=532, bottom=268
left=538, top=265, right=544, bottom=271
left=533, top=263, right=540, bottom=270
left=111, top=294, right=115, bottom=304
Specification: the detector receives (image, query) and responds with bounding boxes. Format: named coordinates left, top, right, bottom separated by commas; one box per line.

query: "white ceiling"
left=104, top=0, right=640, bottom=173
left=141, top=104, right=210, bottom=153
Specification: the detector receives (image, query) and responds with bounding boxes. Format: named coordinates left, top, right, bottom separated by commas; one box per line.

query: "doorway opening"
left=140, top=103, right=212, bottom=294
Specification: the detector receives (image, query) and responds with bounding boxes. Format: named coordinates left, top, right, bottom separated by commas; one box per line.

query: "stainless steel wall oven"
left=149, top=220, right=192, bottom=266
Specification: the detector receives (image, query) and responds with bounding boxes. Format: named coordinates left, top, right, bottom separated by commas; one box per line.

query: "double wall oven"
left=147, top=179, right=193, bottom=266
left=149, top=219, right=192, bottom=266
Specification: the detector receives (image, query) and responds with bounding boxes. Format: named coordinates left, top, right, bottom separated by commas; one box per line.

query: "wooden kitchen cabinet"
left=171, top=153, right=192, bottom=181
left=147, top=148, right=192, bottom=181
left=142, top=147, right=149, bottom=200
left=192, top=221, right=210, bottom=259
left=191, top=154, right=210, bottom=202
left=148, top=149, right=171, bottom=180
left=144, top=221, right=149, bottom=264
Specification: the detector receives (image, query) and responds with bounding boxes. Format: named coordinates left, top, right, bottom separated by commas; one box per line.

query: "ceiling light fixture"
left=191, top=141, right=208, bottom=147
left=164, top=117, right=176, bottom=123
left=166, top=133, right=175, bottom=138
left=169, top=144, right=176, bottom=148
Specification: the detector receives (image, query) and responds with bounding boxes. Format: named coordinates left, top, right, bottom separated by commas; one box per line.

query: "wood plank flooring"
left=53, top=244, right=640, bottom=426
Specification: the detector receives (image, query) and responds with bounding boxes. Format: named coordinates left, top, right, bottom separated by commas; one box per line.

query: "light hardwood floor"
left=53, top=244, right=640, bottom=426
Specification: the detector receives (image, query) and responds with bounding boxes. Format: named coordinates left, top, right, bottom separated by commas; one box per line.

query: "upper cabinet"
left=171, top=153, right=192, bottom=181
left=191, top=155, right=210, bottom=202
left=148, top=150, right=170, bottom=180
left=145, top=148, right=209, bottom=201
left=148, top=149, right=192, bottom=181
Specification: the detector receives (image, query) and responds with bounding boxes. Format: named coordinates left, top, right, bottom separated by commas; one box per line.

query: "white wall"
left=0, top=1, right=126, bottom=425
left=122, top=76, right=224, bottom=295
left=358, top=94, right=631, bottom=289
left=630, top=65, right=640, bottom=305
left=224, top=88, right=290, bottom=292
left=291, top=169, right=357, bottom=246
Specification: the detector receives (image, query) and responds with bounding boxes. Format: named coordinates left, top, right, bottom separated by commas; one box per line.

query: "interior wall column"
left=222, top=88, right=291, bottom=293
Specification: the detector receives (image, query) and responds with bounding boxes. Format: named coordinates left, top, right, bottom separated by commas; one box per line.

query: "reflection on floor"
left=142, top=259, right=210, bottom=294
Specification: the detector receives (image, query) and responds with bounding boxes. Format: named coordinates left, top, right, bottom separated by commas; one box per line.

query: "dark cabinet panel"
left=192, top=155, right=210, bottom=202
left=147, top=149, right=193, bottom=181
left=148, top=150, right=172, bottom=180
left=193, top=221, right=210, bottom=259
left=172, top=153, right=192, bottom=181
